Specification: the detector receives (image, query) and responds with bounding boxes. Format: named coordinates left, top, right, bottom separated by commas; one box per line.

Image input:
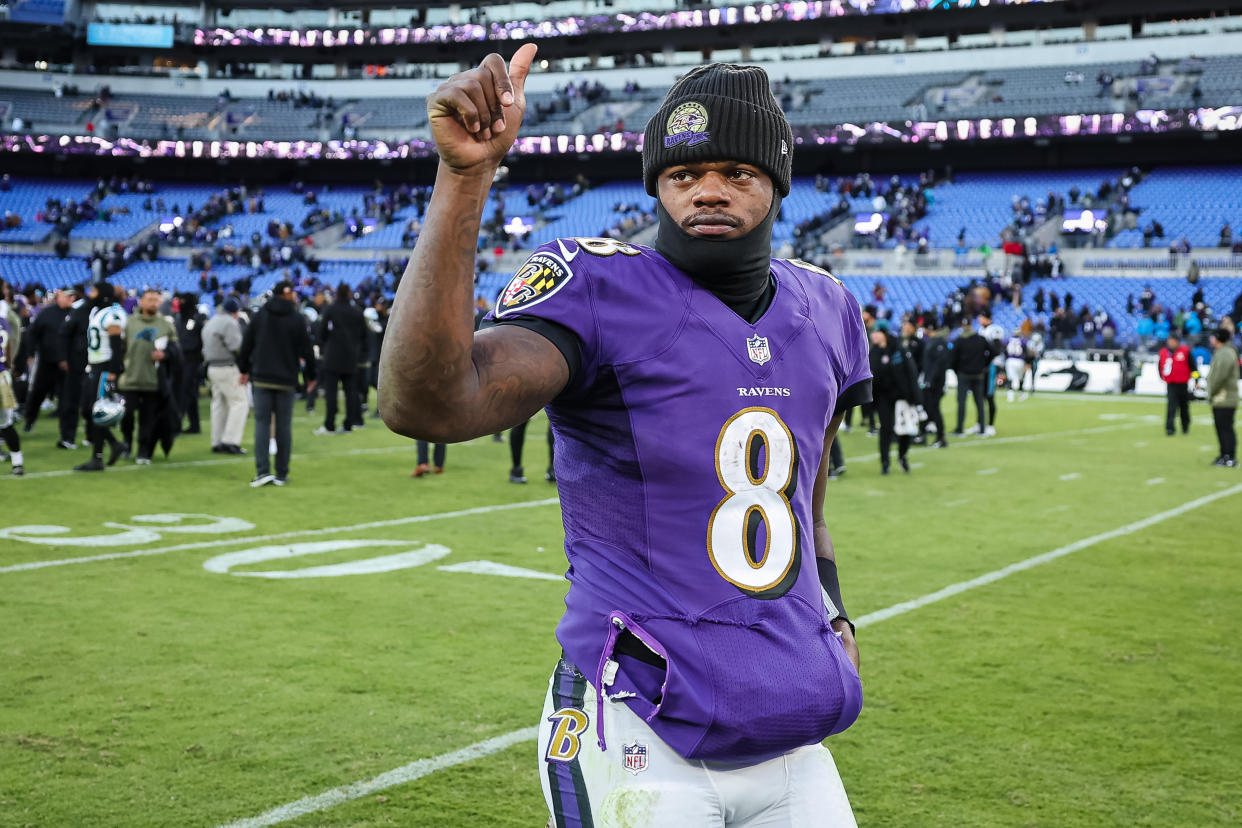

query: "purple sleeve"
left=833, top=286, right=873, bottom=402
left=483, top=240, right=602, bottom=389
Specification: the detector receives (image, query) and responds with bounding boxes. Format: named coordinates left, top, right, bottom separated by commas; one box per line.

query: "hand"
left=59, top=360, right=68, bottom=372
left=238, top=373, right=248, bottom=386
left=426, top=44, right=537, bottom=174
left=106, top=372, right=117, bottom=381
left=152, top=349, right=165, bottom=362
left=306, top=380, right=317, bottom=394
left=832, top=619, right=859, bottom=673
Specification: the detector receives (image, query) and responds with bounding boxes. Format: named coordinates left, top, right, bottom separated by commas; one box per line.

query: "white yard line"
left=216, top=481, right=1242, bottom=828
left=853, top=482, right=1242, bottom=627
left=1059, top=473, right=1081, bottom=481
left=0, top=499, right=560, bottom=574
left=976, top=467, right=999, bottom=476
left=1145, top=477, right=1165, bottom=485
left=217, top=727, right=539, bottom=828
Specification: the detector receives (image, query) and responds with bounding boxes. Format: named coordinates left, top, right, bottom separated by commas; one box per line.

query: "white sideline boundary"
left=218, top=727, right=539, bottom=828
left=216, top=480, right=1242, bottom=828
left=0, top=499, right=560, bottom=574
left=5, top=422, right=1139, bottom=574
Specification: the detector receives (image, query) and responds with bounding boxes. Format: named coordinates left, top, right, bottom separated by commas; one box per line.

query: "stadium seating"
left=71, top=183, right=223, bottom=240
left=912, top=169, right=1121, bottom=249
left=0, top=254, right=92, bottom=287
left=1107, top=166, right=1242, bottom=249
left=0, top=178, right=97, bottom=243
left=835, top=272, right=1242, bottom=344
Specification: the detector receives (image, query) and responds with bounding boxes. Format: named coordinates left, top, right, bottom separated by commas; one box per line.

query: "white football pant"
left=538, top=659, right=857, bottom=828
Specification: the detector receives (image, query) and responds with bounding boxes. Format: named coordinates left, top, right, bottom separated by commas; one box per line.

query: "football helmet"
left=91, top=394, right=126, bottom=428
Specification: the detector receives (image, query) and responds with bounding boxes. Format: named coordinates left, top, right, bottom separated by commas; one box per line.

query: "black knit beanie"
left=642, top=63, right=793, bottom=198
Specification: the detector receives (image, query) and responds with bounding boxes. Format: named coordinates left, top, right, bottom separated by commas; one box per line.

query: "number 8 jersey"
left=489, top=238, right=871, bottom=765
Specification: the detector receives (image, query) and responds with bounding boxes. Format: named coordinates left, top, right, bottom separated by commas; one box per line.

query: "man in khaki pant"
left=203, top=297, right=249, bottom=455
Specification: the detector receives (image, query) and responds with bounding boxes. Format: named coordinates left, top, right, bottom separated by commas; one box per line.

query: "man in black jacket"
left=57, top=284, right=91, bottom=449
left=920, top=322, right=952, bottom=448
left=175, top=294, right=207, bottom=435
left=315, top=283, right=366, bottom=435
left=22, top=287, right=73, bottom=436
left=238, top=281, right=317, bottom=487
left=951, top=317, right=996, bottom=435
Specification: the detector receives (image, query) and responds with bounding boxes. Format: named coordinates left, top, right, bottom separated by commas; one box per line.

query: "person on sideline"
left=1158, top=331, right=1192, bottom=435
left=238, top=282, right=316, bottom=487
left=1206, top=328, right=1239, bottom=467
left=203, top=297, right=248, bottom=455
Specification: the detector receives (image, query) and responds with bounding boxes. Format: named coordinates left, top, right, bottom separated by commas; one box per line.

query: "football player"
left=0, top=307, right=23, bottom=475
left=73, top=284, right=128, bottom=472
left=1004, top=329, right=1030, bottom=403
left=379, top=47, right=869, bottom=827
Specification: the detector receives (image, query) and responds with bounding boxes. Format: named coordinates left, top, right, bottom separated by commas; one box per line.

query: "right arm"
left=378, top=44, right=568, bottom=444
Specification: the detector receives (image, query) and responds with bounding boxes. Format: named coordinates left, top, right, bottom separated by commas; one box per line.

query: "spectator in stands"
left=238, top=280, right=316, bottom=487
left=1159, top=332, right=1193, bottom=436
left=1221, top=223, right=1232, bottom=249
left=203, top=297, right=247, bottom=455
left=1207, top=328, right=1239, bottom=467
left=1140, top=285, right=1155, bottom=313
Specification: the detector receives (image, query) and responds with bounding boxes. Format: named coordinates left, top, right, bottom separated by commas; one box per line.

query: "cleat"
left=510, top=467, right=528, bottom=484
left=272, top=477, right=287, bottom=486
left=249, top=474, right=275, bottom=487
left=546, top=467, right=557, bottom=483
left=56, top=440, right=77, bottom=450
left=312, top=426, right=334, bottom=435
left=135, top=456, right=152, bottom=465
left=899, top=457, right=910, bottom=473
left=12, top=465, right=24, bottom=476
left=933, top=440, right=949, bottom=449
left=75, top=457, right=105, bottom=472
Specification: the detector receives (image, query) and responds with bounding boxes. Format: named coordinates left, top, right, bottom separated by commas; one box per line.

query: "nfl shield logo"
left=622, top=741, right=648, bottom=775
left=746, top=335, right=771, bottom=366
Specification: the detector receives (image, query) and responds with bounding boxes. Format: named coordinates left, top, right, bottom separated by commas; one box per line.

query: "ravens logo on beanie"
left=642, top=63, right=793, bottom=198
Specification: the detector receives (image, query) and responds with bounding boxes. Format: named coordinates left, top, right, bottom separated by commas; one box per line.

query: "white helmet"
left=91, top=394, right=126, bottom=428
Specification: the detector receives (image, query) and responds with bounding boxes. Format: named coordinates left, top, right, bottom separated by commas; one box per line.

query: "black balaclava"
left=653, top=196, right=782, bottom=323
left=642, top=63, right=794, bottom=324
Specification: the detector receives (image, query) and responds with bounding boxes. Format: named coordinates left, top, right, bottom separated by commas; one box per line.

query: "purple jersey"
left=1005, top=336, right=1028, bottom=359
left=492, top=238, right=870, bottom=764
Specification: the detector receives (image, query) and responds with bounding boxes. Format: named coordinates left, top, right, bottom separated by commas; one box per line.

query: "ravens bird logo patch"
left=496, top=251, right=573, bottom=317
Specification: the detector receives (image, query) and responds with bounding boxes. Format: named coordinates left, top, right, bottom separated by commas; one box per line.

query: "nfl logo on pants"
left=622, top=741, right=648, bottom=775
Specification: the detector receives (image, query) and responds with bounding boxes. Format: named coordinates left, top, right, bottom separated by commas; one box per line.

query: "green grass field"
left=2, top=392, right=1240, bottom=827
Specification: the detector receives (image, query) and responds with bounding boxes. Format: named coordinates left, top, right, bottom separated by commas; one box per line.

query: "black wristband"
left=816, top=557, right=853, bottom=634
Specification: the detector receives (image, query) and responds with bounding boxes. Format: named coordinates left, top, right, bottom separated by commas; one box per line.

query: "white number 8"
left=707, top=408, right=801, bottom=599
